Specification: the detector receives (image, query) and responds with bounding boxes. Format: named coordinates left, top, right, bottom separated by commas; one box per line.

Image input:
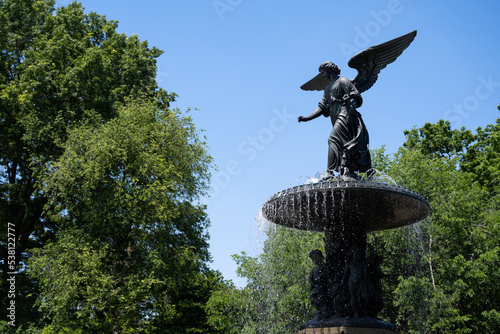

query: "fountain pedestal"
left=261, top=180, right=430, bottom=333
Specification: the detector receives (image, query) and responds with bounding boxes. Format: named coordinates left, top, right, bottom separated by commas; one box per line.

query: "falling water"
left=254, top=169, right=430, bottom=332
left=249, top=208, right=272, bottom=254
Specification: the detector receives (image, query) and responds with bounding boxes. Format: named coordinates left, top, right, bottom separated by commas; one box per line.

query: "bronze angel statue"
left=298, top=30, right=417, bottom=180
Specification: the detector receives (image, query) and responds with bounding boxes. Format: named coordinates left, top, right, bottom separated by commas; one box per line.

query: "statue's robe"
left=318, top=77, right=371, bottom=173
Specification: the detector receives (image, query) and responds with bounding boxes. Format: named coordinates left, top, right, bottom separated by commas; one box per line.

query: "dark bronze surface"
left=262, top=180, right=430, bottom=233
left=266, top=31, right=423, bottom=330
left=297, top=31, right=417, bottom=177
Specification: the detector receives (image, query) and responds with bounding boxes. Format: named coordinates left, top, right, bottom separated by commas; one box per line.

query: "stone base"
left=297, top=327, right=398, bottom=334
left=300, top=316, right=395, bottom=331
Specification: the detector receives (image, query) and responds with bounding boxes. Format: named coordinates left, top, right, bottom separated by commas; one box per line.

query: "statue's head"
left=319, top=61, right=341, bottom=77
left=350, top=244, right=365, bottom=261
left=309, top=249, right=324, bottom=264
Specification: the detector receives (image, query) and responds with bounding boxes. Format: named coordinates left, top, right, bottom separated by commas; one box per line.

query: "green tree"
left=1, top=1, right=220, bottom=332
left=371, top=119, right=500, bottom=333
left=461, top=119, right=500, bottom=194
left=0, top=0, right=169, bottom=273
left=27, top=99, right=220, bottom=333
left=402, top=119, right=475, bottom=159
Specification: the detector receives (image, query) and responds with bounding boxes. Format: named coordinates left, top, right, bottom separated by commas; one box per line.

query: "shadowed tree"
left=1, top=1, right=222, bottom=332
left=26, top=99, right=220, bottom=333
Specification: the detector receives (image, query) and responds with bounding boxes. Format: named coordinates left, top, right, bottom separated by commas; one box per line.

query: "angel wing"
left=300, top=30, right=417, bottom=92
left=300, top=72, right=331, bottom=91
left=348, top=30, right=417, bottom=94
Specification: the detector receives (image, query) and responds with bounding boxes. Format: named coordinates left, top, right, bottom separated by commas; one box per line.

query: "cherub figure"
left=342, top=245, right=370, bottom=317
left=308, top=249, right=330, bottom=320
left=298, top=31, right=417, bottom=179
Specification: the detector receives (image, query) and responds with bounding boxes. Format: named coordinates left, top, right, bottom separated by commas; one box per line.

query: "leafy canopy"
left=1, top=1, right=222, bottom=333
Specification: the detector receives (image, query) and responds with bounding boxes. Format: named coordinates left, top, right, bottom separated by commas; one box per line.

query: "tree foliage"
left=1, top=0, right=167, bottom=282
left=375, top=119, right=500, bottom=333
left=1, top=1, right=221, bottom=332
left=27, top=99, right=218, bottom=333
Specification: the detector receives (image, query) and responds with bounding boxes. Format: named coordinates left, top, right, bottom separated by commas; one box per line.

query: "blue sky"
left=57, top=0, right=500, bottom=286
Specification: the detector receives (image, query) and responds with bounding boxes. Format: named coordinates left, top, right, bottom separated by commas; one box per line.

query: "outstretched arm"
left=298, top=107, right=324, bottom=123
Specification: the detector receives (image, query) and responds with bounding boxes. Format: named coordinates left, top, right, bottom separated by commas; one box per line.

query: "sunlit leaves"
left=372, top=118, right=500, bottom=333
left=30, top=99, right=218, bottom=333
left=1, top=1, right=218, bottom=331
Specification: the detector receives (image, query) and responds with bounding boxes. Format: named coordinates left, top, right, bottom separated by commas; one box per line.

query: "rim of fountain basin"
left=261, top=179, right=430, bottom=233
